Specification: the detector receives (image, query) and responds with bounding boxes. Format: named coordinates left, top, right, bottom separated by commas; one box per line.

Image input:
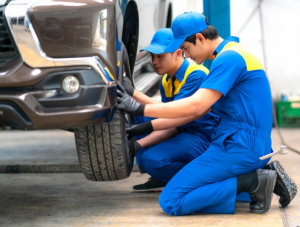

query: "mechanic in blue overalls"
left=120, top=28, right=220, bottom=192
left=117, top=12, right=297, bottom=215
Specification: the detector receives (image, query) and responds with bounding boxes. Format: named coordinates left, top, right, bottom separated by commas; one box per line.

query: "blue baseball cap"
left=140, top=28, right=174, bottom=54
left=165, top=12, right=208, bottom=53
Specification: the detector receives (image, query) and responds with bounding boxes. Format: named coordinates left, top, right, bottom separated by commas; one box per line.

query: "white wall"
left=231, top=0, right=300, bottom=98
left=172, top=0, right=300, bottom=98
left=172, top=0, right=203, bottom=17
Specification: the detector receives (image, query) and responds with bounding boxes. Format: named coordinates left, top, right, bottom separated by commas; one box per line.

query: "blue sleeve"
left=159, top=80, right=168, bottom=103
left=200, top=50, right=246, bottom=96
left=174, top=70, right=206, bottom=100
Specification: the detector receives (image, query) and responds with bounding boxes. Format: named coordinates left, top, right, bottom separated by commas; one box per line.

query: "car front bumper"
left=0, top=82, right=117, bottom=130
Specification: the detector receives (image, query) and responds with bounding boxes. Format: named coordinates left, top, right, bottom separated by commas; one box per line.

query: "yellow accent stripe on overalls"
left=219, top=42, right=264, bottom=71
left=105, top=67, right=115, bottom=81
left=162, top=64, right=209, bottom=98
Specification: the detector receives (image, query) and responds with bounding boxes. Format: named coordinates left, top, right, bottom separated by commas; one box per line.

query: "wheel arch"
left=122, top=0, right=139, bottom=74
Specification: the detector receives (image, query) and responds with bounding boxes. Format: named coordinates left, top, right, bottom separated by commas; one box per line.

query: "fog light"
left=62, top=76, right=80, bottom=93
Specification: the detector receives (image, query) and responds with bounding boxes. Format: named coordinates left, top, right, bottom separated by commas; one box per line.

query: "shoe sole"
left=268, top=161, right=298, bottom=207
left=250, top=170, right=277, bottom=214
left=132, top=187, right=164, bottom=193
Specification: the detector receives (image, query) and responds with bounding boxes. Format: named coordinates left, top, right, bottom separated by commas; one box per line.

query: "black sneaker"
left=249, top=169, right=277, bottom=214
left=264, top=161, right=298, bottom=207
left=132, top=177, right=167, bottom=192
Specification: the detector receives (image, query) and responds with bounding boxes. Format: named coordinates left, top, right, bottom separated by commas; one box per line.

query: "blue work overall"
left=159, top=37, right=273, bottom=215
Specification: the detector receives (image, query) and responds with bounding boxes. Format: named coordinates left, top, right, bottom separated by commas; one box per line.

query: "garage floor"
left=0, top=128, right=299, bottom=227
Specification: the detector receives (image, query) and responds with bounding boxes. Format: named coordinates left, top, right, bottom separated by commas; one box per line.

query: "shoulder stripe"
left=220, top=42, right=264, bottom=71
left=162, top=64, right=208, bottom=98
left=174, top=64, right=208, bottom=95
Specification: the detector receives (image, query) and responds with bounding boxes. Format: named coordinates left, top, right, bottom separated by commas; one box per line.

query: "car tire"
left=74, top=49, right=135, bottom=181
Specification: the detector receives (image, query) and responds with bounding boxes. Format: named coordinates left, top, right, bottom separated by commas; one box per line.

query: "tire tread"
left=74, top=110, right=133, bottom=181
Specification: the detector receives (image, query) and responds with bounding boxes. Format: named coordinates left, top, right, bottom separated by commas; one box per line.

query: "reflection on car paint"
left=105, top=66, right=115, bottom=82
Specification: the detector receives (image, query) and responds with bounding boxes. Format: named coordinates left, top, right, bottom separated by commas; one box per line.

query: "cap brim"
left=140, top=44, right=166, bottom=54
left=164, top=37, right=186, bottom=53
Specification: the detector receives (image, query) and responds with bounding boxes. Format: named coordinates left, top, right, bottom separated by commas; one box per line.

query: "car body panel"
left=0, top=0, right=172, bottom=129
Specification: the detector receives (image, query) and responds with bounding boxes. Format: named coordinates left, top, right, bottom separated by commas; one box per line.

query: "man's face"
left=151, top=52, right=176, bottom=75
left=180, top=36, right=208, bottom=64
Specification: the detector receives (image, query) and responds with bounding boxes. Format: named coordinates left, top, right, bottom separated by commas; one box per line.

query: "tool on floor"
left=259, top=145, right=288, bottom=160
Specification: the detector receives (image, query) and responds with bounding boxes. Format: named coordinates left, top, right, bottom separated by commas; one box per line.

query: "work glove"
left=122, top=76, right=135, bottom=97
left=133, top=141, right=141, bottom=157
left=126, top=122, right=154, bottom=140
left=117, top=82, right=145, bottom=116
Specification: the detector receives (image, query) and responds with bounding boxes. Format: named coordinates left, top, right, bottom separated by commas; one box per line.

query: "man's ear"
left=195, top=33, right=205, bottom=43
left=175, top=49, right=183, bottom=59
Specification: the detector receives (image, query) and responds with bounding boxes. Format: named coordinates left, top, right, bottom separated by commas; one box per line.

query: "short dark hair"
left=184, top=16, right=219, bottom=45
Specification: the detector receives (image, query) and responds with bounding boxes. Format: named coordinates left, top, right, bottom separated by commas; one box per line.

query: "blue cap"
left=140, top=28, right=174, bottom=54
left=165, top=12, right=208, bottom=52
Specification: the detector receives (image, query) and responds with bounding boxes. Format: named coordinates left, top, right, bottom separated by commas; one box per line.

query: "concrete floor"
left=0, top=128, right=299, bottom=226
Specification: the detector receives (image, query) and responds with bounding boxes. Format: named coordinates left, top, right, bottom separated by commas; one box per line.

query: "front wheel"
left=74, top=110, right=134, bottom=181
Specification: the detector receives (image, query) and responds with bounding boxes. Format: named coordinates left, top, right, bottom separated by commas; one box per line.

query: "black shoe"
left=132, top=177, right=167, bottom=192
left=264, top=161, right=298, bottom=207
left=249, top=169, right=277, bottom=214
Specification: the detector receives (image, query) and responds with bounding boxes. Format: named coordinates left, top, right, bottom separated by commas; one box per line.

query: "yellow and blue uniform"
left=134, top=58, right=220, bottom=183
left=160, top=61, right=218, bottom=139
left=159, top=37, right=273, bottom=215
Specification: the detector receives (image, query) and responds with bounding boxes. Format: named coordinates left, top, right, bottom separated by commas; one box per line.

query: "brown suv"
left=0, top=0, right=172, bottom=181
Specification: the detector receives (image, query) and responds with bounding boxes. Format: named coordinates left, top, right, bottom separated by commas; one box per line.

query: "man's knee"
left=159, top=191, right=183, bottom=216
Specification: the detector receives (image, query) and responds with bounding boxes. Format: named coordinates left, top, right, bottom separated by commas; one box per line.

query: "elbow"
left=189, top=102, right=207, bottom=117
left=189, top=104, right=201, bottom=116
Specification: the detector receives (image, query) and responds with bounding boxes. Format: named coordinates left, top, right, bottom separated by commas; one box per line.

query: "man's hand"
left=126, top=125, right=139, bottom=140
left=133, top=141, right=141, bottom=157
left=126, top=122, right=153, bottom=140
left=117, top=82, right=145, bottom=116
left=122, top=76, right=134, bottom=97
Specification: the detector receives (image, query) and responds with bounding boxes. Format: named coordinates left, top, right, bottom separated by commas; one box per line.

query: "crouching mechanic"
left=121, top=28, right=220, bottom=192
left=118, top=12, right=297, bottom=215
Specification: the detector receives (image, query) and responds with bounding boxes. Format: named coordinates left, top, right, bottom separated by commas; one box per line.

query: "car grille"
left=0, top=7, right=18, bottom=66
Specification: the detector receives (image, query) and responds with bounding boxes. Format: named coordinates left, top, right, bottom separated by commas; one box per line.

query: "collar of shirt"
left=165, top=58, right=189, bottom=83
left=213, top=36, right=240, bottom=58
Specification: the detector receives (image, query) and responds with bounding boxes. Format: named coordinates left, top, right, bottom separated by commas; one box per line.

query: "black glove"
left=126, top=122, right=154, bottom=140
left=122, top=76, right=134, bottom=97
left=134, top=141, right=141, bottom=157
left=117, top=82, right=145, bottom=116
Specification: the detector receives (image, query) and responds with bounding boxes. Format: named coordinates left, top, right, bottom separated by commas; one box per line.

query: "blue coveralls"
left=158, top=37, right=273, bottom=215
left=135, top=59, right=220, bottom=183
